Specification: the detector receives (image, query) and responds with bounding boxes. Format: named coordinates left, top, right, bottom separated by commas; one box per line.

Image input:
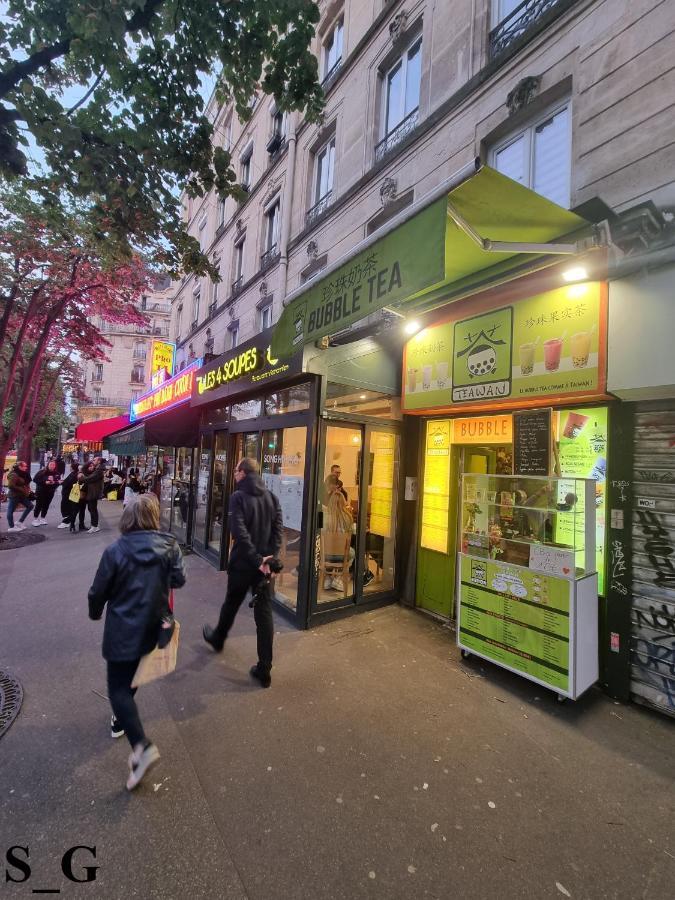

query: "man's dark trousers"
left=215, top=568, right=274, bottom=672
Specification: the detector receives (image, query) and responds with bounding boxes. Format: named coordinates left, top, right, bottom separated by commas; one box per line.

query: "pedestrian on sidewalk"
left=5, top=461, right=34, bottom=532
left=88, top=493, right=186, bottom=791
left=78, top=456, right=104, bottom=533
left=58, top=462, right=81, bottom=530
left=32, top=460, right=61, bottom=526
left=203, top=457, right=283, bottom=688
left=123, top=468, right=142, bottom=508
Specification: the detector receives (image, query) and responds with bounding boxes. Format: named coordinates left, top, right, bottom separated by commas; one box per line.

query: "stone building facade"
left=171, top=0, right=675, bottom=366
left=77, top=279, right=173, bottom=425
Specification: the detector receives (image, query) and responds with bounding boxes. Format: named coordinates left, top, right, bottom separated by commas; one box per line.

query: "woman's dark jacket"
left=7, top=467, right=31, bottom=500
left=33, top=467, right=60, bottom=497
left=88, top=531, right=186, bottom=661
left=61, top=470, right=79, bottom=499
left=79, top=464, right=104, bottom=501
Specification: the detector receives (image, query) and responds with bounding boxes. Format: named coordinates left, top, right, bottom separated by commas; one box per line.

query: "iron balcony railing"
left=141, top=301, right=171, bottom=313
left=231, top=276, right=244, bottom=297
left=80, top=397, right=129, bottom=408
left=489, top=0, right=569, bottom=58
left=100, top=322, right=170, bottom=337
left=374, top=107, right=419, bottom=163
left=306, top=191, right=333, bottom=228
left=321, top=57, right=342, bottom=90
left=260, top=244, right=280, bottom=272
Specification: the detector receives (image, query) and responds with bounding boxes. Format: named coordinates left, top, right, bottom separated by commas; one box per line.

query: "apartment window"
left=205, top=328, right=214, bottom=355
left=93, top=388, right=101, bottom=402
left=198, top=217, right=207, bottom=252
left=490, top=102, right=571, bottom=208
left=264, top=200, right=280, bottom=253
left=217, top=197, right=226, bottom=228
left=233, top=238, right=245, bottom=290
left=94, top=363, right=103, bottom=381
left=259, top=301, right=273, bottom=331
left=192, top=288, right=201, bottom=328
left=131, top=364, right=145, bottom=383
left=323, top=19, right=343, bottom=80
left=176, top=305, right=183, bottom=339
left=133, top=341, right=146, bottom=359
left=228, top=321, right=239, bottom=349
left=240, top=147, right=253, bottom=190
left=315, top=138, right=335, bottom=205
left=211, top=263, right=220, bottom=312
left=494, top=0, right=523, bottom=23
left=384, top=37, right=421, bottom=139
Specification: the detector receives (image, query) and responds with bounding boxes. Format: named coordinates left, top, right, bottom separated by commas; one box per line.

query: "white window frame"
left=228, top=321, right=239, bottom=350
left=211, top=259, right=221, bottom=308
left=240, top=144, right=253, bottom=189
left=217, top=196, right=226, bottom=228
left=198, top=217, right=207, bottom=252
left=192, top=287, right=201, bottom=326
left=258, top=300, right=273, bottom=331
left=131, top=363, right=145, bottom=383
left=492, top=0, right=525, bottom=27
left=382, top=35, right=422, bottom=139
left=323, top=19, right=344, bottom=79
left=233, top=237, right=245, bottom=282
left=93, top=387, right=101, bottom=401
left=314, top=136, right=336, bottom=205
left=489, top=99, right=572, bottom=209
left=176, top=305, right=183, bottom=339
left=264, top=199, right=281, bottom=253
left=94, top=363, right=103, bottom=380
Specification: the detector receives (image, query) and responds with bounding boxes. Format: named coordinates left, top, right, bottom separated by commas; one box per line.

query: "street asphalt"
left=0, top=501, right=673, bottom=899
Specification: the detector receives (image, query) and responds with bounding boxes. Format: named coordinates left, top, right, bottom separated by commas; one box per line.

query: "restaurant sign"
left=150, top=340, right=175, bottom=387
left=191, top=327, right=303, bottom=407
left=130, top=358, right=202, bottom=423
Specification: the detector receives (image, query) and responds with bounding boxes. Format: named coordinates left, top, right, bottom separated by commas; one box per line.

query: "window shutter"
left=533, top=107, right=570, bottom=208
left=494, top=134, right=526, bottom=185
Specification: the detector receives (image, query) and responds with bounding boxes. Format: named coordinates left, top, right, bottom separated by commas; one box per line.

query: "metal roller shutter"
left=630, top=401, right=675, bottom=717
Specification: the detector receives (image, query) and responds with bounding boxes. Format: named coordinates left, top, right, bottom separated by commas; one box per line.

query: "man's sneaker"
left=126, top=742, right=160, bottom=791
left=87, top=526, right=100, bottom=534
left=363, top=570, right=375, bottom=586
left=250, top=664, right=272, bottom=688
left=7, top=526, right=22, bottom=533
left=57, top=522, right=69, bottom=529
left=202, top=625, right=224, bottom=653
left=110, top=716, right=124, bottom=739
left=32, top=519, right=41, bottom=527
left=39, top=519, right=48, bottom=526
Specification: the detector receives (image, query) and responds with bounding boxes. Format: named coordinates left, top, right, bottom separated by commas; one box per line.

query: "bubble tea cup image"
left=544, top=337, right=563, bottom=372
left=407, top=367, right=419, bottom=393
left=436, top=361, right=449, bottom=388
left=422, top=365, right=433, bottom=390
left=571, top=331, right=591, bottom=368
left=519, top=342, right=535, bottom=375
left=562, top=412, right=589, bottom=439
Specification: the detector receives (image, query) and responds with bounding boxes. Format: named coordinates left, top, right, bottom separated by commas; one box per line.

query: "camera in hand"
left=266, top=557, right=284, bottom=575
left=249, top=558, right=284, bottom=607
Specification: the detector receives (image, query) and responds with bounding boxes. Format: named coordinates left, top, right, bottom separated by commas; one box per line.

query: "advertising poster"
left=421, top=420, right=451, bottom=553
left=150, top=340, right=175, bottom=381
left=370, top=432, right=396, bottom=538
left=555, top=407, right=608, bottom=593
left=458, top=555, right=570, bottom=692
left=403, top=283, right=603, bottom=412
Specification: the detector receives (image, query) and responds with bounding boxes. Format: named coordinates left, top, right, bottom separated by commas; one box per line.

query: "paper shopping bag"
left=132, top=620, right=180, bottom=688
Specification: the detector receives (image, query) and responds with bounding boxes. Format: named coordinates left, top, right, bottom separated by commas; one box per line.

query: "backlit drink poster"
left=403, top=283, right=604, bottom=412
left=555, top=407, right=608, bottom=594
left=421, top=420, right=451, bottom=553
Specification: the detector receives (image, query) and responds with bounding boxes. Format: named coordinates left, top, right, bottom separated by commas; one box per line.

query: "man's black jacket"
left=227, top=473, right=283, bottom=574
left=88, top=531, right=186, bottom=661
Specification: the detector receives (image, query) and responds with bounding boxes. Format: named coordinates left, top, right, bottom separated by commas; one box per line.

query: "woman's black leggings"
left=78, top=498, right=99, bottom=528
left=34, top=491, right=54, bottom=519
left=106, top=660, right=146, bottom=749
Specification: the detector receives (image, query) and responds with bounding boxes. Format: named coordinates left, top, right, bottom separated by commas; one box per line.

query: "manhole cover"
left=0, top=670, right=23, bottom=739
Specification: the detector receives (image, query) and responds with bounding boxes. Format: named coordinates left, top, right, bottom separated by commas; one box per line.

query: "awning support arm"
left=446, top=201, right=582, bottom=255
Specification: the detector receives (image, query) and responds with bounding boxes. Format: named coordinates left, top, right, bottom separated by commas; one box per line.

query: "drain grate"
left=0, top=670, right=23, bottom=739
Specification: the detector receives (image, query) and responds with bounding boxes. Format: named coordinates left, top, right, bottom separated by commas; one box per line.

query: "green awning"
left=105, top=423, right=147, bottom=456
left=271, top=165, right=589, bottom=358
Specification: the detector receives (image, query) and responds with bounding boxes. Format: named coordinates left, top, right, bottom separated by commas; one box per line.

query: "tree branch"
left=67, top=68, right=105, bottom=115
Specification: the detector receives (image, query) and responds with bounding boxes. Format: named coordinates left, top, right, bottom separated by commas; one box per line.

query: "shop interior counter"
left=457, top=473, right=598, bottom=701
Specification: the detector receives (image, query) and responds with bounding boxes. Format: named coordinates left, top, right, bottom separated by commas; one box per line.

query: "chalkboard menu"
left=514, top=409, right=551, bottom=476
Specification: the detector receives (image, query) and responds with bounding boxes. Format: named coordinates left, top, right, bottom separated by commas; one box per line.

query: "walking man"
left=5, top=461, right=34, bottom=532
left=203, top=457, right=283, bottom=687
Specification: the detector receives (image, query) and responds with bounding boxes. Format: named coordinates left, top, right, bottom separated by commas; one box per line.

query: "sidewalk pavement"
left=0, top=500, right=673, bottom=899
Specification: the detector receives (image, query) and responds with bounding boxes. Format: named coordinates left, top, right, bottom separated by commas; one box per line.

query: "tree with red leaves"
left=0, top=192, right=150, bottom=499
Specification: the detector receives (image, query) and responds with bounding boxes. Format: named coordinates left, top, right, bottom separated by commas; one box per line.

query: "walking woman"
left=88, top=494, right=186, bottom=791
left=32, top=459, right=61, bottom=526
left=58, top=462, right=81, bottom=531
left=5, top=461, right=34, bottom=532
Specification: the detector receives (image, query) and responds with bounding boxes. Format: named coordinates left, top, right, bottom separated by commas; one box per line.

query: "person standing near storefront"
left=32, top=459, right=61, bottom=525
left=58, top=462, right=81, bottom=530
left=78, top=457, right=104, bottom=533
left=5, top=461, right=34, bottom=532
left=202, top=457, right=283, bottom=688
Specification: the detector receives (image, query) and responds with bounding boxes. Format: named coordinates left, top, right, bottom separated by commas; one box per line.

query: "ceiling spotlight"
left=404, top=320, right=421, bottom=336
left=561, top=266, right=588, bottom=283
left=359, top=394, right=367, bottom=400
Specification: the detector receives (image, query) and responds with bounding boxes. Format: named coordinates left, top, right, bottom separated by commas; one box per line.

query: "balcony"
left=141, top=301, right=171, bottom=313
left=190, top=319, right=198, bottom=333
left=231, top=276, right=244, bottom=297
left=321, top=57, right=342, bottom=91
left=100, top=322, right=170, bottom=337
left=208, top=301, right=217, bottom=317
left=260, top=244, right=280, bottom=273
left=489, top=0, right=572, bottom=58
left=306, top=191, right=333, bottom=228
left=80, top=397, right=129, bottom=408
left=91, top=374, right=103, bottom=382
left=375, top=108, right=419, bottom=164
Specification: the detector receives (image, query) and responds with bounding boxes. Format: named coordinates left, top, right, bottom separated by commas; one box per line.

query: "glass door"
left=207, top=431, right=228, bottom=555
left=363, top=428, right=400, bottom=597
left=194, top=433, right=213, bottom=549
left=232, top=431, right=261, bottom=477
left=171, top=447, right=193, bottom=544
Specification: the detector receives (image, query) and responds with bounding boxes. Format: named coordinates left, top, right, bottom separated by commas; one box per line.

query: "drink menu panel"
left=421, top=420, right=451, bottom=553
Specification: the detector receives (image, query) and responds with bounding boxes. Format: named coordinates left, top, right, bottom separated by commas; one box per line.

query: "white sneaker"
left=32, top=519, right=41, bottom=527
left=126, top=743, right=160, bottom=791
left=7, top=526, right=22, bottom=533
left=87, top=526, right=100, bottom=534
left=14, top=523, right=26, bottom=531
left=39, top=519, right=48, bottom=526
left=57, top=522, right=69, bottom=529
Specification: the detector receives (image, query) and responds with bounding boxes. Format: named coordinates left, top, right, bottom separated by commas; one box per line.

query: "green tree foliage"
left=0, top=0, right=323, bottom=276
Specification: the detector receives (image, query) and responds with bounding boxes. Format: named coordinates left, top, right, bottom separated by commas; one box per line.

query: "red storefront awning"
left=75, top=414, right=130, bottom=442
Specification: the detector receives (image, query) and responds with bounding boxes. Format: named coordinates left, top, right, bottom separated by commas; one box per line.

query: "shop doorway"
left=313, top=421, right=400, bottom=611
left=416, top=418, right=513, bottom=620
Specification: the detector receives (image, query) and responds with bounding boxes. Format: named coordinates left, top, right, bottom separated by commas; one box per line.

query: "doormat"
left=0, top=670, right=23, bottom=740
left=0, top=530, right=47, bottom=551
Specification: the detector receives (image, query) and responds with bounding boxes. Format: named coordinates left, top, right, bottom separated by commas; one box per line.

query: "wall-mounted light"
left=359, top=394, right=367, bottom=400
left=561, top=266, right=588, bottom=283
left=404, top=320, right=421, bottom=336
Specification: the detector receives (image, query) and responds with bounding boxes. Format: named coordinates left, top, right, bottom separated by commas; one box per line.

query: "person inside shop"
left=322, top=464, right=348, bottom=507
left=323, top=490, right=356, bottom=592
left=202, top=457, right=283, bottom=688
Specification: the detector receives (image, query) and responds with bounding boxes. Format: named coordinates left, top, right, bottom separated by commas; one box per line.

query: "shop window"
left=325, top=383, right=402, bottom=420
left=264, top=383, right=312, bottom=415
left=490, top=102, right=571, bottom=208
left=230, top=399, right=263, bottom=421
left=262, top=426, right=308, bottom=611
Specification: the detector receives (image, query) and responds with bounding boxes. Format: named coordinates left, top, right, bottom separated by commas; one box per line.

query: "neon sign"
left=130, top=359, right=202, bottom=422
left=196, top=346, right=284, bottom=395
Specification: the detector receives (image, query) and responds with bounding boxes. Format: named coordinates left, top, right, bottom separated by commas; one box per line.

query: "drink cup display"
left=571, top=331, right=591, bottom=368
left=436, top=361, right=449, bottom=388
left=422, top=365, right=432, bottom=390
left=562, top=412, right=589, bottom=439
left=544, top=338, right=563, bottom=372
left=407, top=367, right=419, bottom=393
left=519, top=342, right=535, bottom=376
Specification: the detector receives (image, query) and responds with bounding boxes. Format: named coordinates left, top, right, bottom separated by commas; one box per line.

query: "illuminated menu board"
left=370, top=432, right=396, bottom=537
left=421, top=420, right=451, bottom=553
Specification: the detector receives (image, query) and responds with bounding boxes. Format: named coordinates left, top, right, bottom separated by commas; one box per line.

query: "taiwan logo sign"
left=452, top=308, right=513, bottom=403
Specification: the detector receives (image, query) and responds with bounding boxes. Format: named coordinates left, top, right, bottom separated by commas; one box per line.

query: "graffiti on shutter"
left=630, top=402, right=675, bottom=717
